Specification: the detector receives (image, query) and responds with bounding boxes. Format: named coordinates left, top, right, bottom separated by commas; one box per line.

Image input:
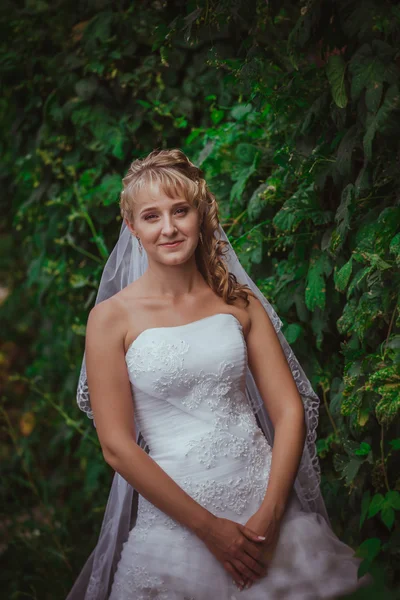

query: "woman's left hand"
left=238, top=511, right=281, bottom=591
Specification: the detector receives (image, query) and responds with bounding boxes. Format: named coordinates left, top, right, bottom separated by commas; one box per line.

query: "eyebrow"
left=139, top=201, right=189, bottom=215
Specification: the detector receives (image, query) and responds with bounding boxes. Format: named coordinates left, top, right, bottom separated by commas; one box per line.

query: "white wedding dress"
left=108, top=312, right=368, bottom=600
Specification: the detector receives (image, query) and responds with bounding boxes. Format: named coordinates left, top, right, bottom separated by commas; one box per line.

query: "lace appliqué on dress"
left=127, top=334, right=257, bottom=423
left=133, top=495, right=192, bottom=543
left=183, top=425, right=272, bottom=515
left=126, top=338, right=190, bottom=386
left=180, top=465, right=271, bottom=517
left=185, top=424, right=271, bottom=473
left=111, top=563, right=178, bottom=600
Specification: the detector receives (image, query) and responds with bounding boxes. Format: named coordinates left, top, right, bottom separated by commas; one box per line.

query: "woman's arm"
left=85, top=300, right=215, bottom=538
left=245, top=295, right=307, bottom=525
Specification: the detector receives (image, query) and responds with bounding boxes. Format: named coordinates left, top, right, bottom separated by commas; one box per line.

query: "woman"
left=67, top=149, right=371, bottom=599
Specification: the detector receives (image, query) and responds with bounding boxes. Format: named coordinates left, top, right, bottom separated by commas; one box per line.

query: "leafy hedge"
left=1, top=1, right=399, bottom=598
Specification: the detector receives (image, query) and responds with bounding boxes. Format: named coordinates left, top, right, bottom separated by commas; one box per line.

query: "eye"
left=144, top=207, right=188, bottom=221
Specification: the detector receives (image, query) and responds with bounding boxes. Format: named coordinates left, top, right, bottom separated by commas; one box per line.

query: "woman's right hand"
left=198, top=516, right=267, bottom=590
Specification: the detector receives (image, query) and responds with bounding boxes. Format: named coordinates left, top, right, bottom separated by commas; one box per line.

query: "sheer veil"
left=67, top=219, right=330, bottom=600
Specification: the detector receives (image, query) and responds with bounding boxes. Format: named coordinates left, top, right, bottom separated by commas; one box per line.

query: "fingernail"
left=258, top=535, right=266, bottom=540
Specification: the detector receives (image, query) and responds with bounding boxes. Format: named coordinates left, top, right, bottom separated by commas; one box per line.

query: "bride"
left=67, top=149, right=371, bottom=599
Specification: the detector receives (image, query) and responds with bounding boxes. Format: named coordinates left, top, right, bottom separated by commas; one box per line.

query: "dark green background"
left=1, top=1, right=399, bottom=598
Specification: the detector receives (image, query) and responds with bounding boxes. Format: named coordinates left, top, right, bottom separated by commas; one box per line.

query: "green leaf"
left=386, top=491, right=400, bottom=510
left=368, top=493, right=384, bottom=518
left=343, top=457, right=363, bottom=485
left=381, top=505, right=395, bottom=530
left=347, top=265, right=373, bottom=298
left=342, top=438, right=362, bottom=456
left=363, top=121, right=377, bottom=161
left=355, top=441, right=371, bottom=456
left=230, top=103, right=253, bottom=121
left=363, top=84, right=400, bottom=159
left=247, top=183, right=272, bottom=222
left=355, top=537, right=381, bottom=561
left=365, top=81, right=383, bottom=113
left=337, top=184, right=355, bottom=241
left=83, top=11, right=113, bottom=42
left=96, top=174, right=122, bottom=206
left=334, top=257, right=353, bottom=292
left=354, top=162, right=371, bottom=196
left=230, top=153, right=260, bottom=207
left=349, top=44, right=384, bottom=101
left=109, top=127, right=125, bottom=160
left=75, top=77, right=98, bottom=101
left=326, top=54, right=348, bottom=108
left=211, top=108, right=224, bottom=124
left=235, top=143, right=259, bottom=165
left=336, top=296, right=357, bottom=334
left=389, top=233, right=400, bottom=265
left=305, top=249, right=331, bottom=311
left=357, top=560, right=371, bottom=579
left=375, top=84, right=400, bottom=133
left=136, top=99, right=152, bottom=109
left=284, top=323, right=303, bottom=344
left=389, top=438, right=400, bottom=450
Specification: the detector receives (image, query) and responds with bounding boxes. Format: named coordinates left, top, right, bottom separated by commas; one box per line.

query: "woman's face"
left=125, top=182, right=201, bottom=264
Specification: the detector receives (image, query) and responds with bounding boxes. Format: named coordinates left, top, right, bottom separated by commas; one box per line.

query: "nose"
left=160, top=216, right=178, bottom=235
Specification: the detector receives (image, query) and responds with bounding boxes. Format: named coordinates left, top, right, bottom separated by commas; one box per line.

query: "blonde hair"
left=119, top=148, right=256, bottom=307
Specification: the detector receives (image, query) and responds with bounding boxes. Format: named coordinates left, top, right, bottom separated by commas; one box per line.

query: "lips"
left=160, top=240, right=183, bottom=247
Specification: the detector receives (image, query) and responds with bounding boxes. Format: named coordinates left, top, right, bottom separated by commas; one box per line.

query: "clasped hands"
left=200, top=510, right=281, bottom=592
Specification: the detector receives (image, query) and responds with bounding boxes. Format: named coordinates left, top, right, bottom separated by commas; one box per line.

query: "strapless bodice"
left=125, top=313, right=263, bottom=448
left=124, top=312, right=272, bottom=500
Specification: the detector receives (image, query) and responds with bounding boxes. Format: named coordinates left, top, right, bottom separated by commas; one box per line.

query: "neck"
left=143, top=257, right=207, bottom=299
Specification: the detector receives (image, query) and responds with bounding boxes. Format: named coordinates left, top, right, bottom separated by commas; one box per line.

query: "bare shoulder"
left=87, top=295, right=125, bottom=348
left=87, top=279, right=143, bottom=347
left=228, top=291, right=256, bottom=339
left=244, top=291, right=278, bottom=338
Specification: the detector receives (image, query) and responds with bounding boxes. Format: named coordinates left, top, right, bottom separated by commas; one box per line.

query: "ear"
left=124, top=219, right=136, bottom=237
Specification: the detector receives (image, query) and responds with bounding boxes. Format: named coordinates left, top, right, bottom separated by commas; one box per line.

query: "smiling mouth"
left=160, top=240, right=184, bottom=246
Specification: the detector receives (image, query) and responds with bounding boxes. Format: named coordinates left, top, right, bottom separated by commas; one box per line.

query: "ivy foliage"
left=0, top=0, right=399, bottom=597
